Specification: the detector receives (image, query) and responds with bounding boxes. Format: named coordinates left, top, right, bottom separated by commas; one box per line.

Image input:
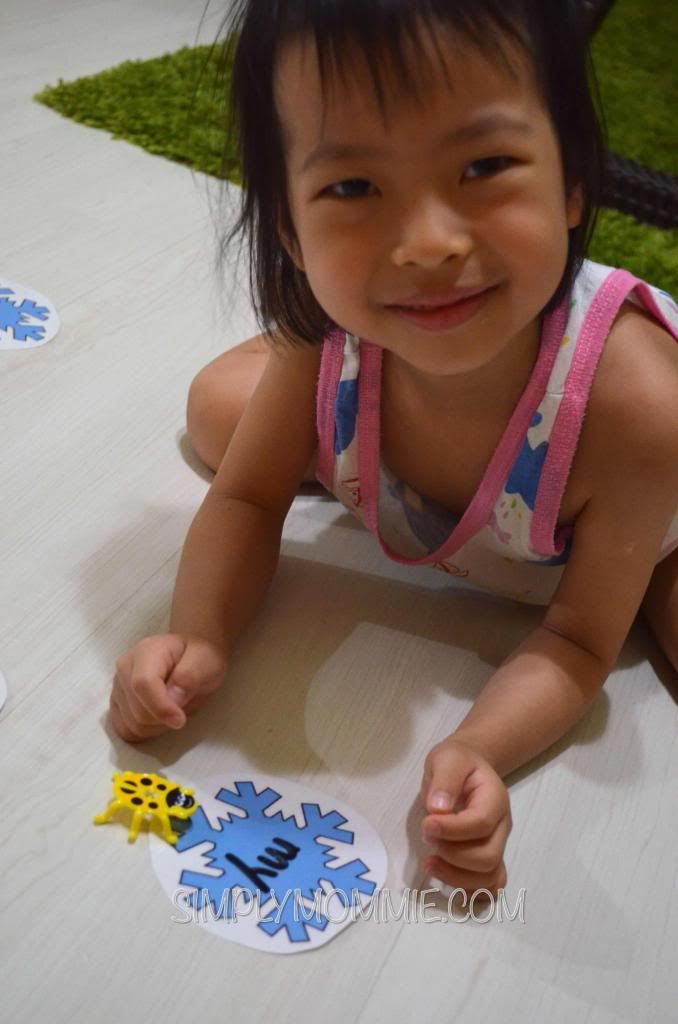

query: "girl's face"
left=275, top=25, right=582, bottom=384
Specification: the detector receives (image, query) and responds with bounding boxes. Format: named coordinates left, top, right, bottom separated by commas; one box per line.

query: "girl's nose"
left=390, top=198, right=473, bottom=268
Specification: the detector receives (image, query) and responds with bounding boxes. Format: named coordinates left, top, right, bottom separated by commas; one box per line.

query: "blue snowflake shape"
left=0, top=288, right=50, bottom=342
left=175, top=781, right=376, bottom=943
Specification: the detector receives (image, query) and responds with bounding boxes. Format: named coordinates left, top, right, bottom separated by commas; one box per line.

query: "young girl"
left=111, top=0, right=678, bottom=896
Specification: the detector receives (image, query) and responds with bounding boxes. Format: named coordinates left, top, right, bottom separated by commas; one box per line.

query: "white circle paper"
left=150, top=772, right=388, bottom=955
left=0, top=278, right=60, bottom=350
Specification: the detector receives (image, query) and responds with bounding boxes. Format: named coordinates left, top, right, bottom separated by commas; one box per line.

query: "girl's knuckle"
left=172, top=669, right=193, bottom=688
left=476, top=812, right=494, bottom=835
left=424, top=745, right=440, bottom=771
left=131, top=674, right=151, bottom=695
left=137, top=636, right=155, bottom=649
left=474, top=849, right=499, bottom=873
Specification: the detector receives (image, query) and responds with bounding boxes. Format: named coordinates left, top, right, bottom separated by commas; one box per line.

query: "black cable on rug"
left=582, top=0, right=678, bottom=229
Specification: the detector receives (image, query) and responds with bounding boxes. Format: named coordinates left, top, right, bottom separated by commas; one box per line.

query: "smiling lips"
left=387, top=284, right=497, bottom=330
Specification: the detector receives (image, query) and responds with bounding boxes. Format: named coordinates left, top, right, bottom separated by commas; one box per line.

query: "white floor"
left=2, top=2, right=677, bottom=1022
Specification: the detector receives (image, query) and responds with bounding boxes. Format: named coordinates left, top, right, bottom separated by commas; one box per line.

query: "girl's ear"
left=566, top=184, right=584, bottom=229
left=278, top=220, right=306, bottom=273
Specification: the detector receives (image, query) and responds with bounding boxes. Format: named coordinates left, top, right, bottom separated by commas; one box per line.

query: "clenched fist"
left=420, top=736, right=512, bottom=897
left=110, top=634, right=228, bottom=742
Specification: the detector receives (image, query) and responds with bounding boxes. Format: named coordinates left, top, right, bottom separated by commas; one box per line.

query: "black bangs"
left=275, top=1, right=528, bottom=129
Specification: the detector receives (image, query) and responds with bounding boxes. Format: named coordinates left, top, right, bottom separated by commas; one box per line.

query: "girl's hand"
left=110, top=634, right=228, bottom=742
left=419, top=736, right=512, bottom=897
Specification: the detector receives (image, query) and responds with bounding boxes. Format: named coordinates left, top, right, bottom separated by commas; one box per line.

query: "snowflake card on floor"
left=150, top=774, right=388, bottom=954
left=0, top=278, right=60, bottom=350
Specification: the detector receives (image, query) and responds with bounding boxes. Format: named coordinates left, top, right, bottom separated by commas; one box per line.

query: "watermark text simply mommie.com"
left=171, top=886, right=526, bottom=925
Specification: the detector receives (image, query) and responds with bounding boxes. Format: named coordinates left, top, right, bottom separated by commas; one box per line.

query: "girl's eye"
left=463, top=156, right=516, bottom=180
left=321, top=178, right=375, bottom=200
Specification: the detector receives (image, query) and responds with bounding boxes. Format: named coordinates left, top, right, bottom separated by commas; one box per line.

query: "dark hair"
left=213, top=0, right=607, bottom=348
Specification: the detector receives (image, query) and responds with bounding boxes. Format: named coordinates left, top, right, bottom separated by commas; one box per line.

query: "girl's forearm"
left=169, top=493, right=284, bottom=651
left=450, top=625, right=610, bottom=778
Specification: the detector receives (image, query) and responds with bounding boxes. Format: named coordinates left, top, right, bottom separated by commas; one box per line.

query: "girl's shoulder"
left=594, top=299, right=678, bottom=438
left=540, top=295, right=678, bottom=669
left=210, top=332, right=322, bottom=517
left=577, top=298, right=678, bottom=493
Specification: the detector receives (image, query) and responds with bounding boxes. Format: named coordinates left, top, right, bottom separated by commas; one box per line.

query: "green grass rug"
left=35, top=0, right=677, bottom=296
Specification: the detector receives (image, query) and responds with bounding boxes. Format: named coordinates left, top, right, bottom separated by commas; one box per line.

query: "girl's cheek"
left=313, top=263, right=363, bottom=308
left=305, top=227, right=373, bottom=278
left=490, top=204, right=561, bottom=248
left=306, top=258, right=368, bottom=322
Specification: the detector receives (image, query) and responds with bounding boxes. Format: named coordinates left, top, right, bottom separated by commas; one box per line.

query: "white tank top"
left=315, top=260, right=678, bottom=605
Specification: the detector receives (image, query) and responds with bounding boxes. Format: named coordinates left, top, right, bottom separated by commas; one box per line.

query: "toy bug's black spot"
left=157, top=783, right=167, bottom=791
left=140, top=777, right=152, bottom=786
left=149, top=801, right=158, bottom=809
left=132, top=797, right=143, bottom=806
left=121, top=786, right=136, bottom=794
left=167, top=787, right=195, bottom=810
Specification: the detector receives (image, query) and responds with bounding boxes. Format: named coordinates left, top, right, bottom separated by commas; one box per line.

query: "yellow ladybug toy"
left=93, top=770, right=198, bottom=844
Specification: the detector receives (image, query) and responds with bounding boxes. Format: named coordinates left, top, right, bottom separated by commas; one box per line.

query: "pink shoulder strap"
left=531, top=268, right=675, bottom=553
left=315, top=327, right=346, bottom=489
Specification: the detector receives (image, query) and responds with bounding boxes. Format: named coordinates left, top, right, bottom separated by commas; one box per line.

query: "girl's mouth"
left=388, top=286, right=495, bottom=331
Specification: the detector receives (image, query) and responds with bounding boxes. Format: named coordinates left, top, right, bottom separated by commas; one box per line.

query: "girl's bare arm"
left=452, top=312, right=678, bottom=778
left=169, top=338, right=321, bottom=651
